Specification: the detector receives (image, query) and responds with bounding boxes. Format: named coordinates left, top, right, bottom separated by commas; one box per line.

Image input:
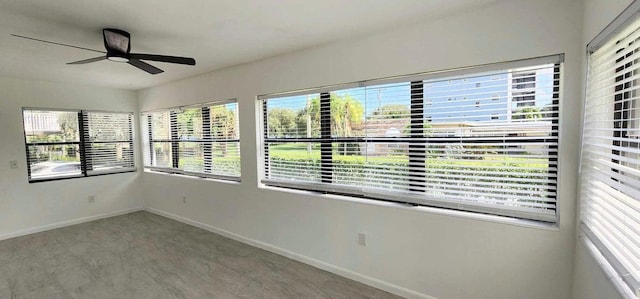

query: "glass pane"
left=151, top=111, right=171, bottom=140
left=266, top=94, right=321, bottom=138
left=211, top=141, right=241, bottom=177
left=86, top=112, right=132, bottom=142
left=364, top=83, right=411, bottom=138
left=178, top=141, right=204, bottom=173
left=267, top=142, right=320, bottom=182
left=88, top=142, right=134, bottom=172
left=176, top=108, right=203, bottom=139
left=28, top=144, right=81, bottom=180
left=151, top=142, right=172, bottom=168
left=329, top=87, right=366, bottom=138
left=333, top=142, right=410, bottom=191
left=23, top=110, right=80, bottom=143
left=210, top=103, right=239, bottom=140
left=424, top=143, right=551, bottom=200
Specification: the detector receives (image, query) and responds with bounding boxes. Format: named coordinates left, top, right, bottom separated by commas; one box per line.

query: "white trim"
left=145, top=207, right=436, bottom=299
left=0, top=207, right=143, bottom=241
left=587, top=0, right=640, bottom=53
left=579, top=235, right=640, bottom=299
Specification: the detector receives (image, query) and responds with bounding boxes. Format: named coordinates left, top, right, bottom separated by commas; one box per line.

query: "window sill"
left=579, top=234, right=639, bottom=299
left=259, top=184, right=559, bottom=232
left=29, top=169, right=137, bottom=183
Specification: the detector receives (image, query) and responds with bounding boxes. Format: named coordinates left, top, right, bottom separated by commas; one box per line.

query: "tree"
left=540, top=104, right=555, bottom=119
left=211, top=105, right=237, bottom=139
left=210, top=105, right=238, bottom=156
left=403, top=122, right=433, bottom=137
left=370, top=104, right=410, bottom=119
left=512, top=107, right=542, bottom=120
left=268, top=108, right=298, bottom=137
left=57, top=112, right=79, bottom=141
left=177, top=108, right=202, bottom=138
left=57, top=112, right=80, bottom=159
left=300, top=94, right=364, bottom=137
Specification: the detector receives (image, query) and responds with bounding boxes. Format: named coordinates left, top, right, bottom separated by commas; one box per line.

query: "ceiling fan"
left=11, top=28, right=196, bottom=74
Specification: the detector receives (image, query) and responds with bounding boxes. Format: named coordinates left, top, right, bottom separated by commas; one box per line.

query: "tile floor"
left=0, top=211, right=402, bottom=299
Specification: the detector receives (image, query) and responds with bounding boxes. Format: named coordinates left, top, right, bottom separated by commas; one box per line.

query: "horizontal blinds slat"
left=84, top=111, right=135, bottom=172
left=262, top=59, right=559, bottom=222
left=581, top=11, right=640, bottom=294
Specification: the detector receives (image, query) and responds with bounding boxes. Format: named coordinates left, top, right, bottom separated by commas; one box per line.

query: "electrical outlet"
left=88, top=195, right=95, bottom=203
left=358, top=233, right=367, bottom=247
left=9, top=161, right=18, bottom=169
left=182, top=196, right=187, bottom=204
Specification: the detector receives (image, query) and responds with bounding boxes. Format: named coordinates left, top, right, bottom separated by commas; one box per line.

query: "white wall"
left=138, top=0, right=583, bottom=298
left=0, top=76, right=143, bottom=240
left=571, top=1, right=634, bottom=299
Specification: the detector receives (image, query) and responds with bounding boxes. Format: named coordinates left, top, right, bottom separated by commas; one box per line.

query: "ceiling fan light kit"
left=11, top=28, right=196, bottom=75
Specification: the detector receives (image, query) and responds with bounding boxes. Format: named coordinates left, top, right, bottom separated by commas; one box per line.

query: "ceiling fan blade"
left=67, top=56, right=107, bottom=64
left=128, top=59, right=163, bottom=74
left=129, top=53, right=195, bottom=65
left=10, top=34, right=106, bottom=54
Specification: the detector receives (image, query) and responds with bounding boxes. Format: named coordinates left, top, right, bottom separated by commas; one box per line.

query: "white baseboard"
left=0, top=207, right=143, bottom=242
left=145, top=207, right=435, bottom=299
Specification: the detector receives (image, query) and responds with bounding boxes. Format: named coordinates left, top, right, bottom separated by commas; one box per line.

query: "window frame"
left=22, top=108, right=136, bottom=183
left=141, top=99, right=241, bottom=182
left=259, top=54, right=563, bottom=223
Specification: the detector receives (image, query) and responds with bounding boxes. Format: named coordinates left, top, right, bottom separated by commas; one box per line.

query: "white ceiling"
left=0, top=0, right=499, bottom=91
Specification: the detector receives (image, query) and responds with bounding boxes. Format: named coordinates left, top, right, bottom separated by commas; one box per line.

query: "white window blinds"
left=23, top=108, right=136, bottom=182
left=141, top=100, right=240, bottom=181
left=83, top=111, right=135, bottom=175
left=260, top=55, right=562, bottom=222
left=582, top=7, right=640, bottom=296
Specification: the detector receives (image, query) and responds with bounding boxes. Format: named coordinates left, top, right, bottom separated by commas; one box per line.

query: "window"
left=141, top=100, right=240, bottom=181
left=260, top=55, right=561, bottom=222
left=23, top=109, right=135, bottom=182
left=581, top=5, right=640, bottom=296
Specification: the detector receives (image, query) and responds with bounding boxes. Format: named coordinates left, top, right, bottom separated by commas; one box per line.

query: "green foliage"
left=370, top=104, right=410, bottom=119
left=269, top=94, right=364, bottom=138
left=178, top=156, right=241, bottom=176
left=177, top=108, right=202, bottom=137
left=268, top=108, right=299, bottom=137
left=512, top=106, right=542, bottom=120
left=211, top=105, right=237, bottom=138
left=403, top=122, right=433, bottom=136
left=268, top=145, right=548, bottom=194
left=57, top=112, right=78, bottom=141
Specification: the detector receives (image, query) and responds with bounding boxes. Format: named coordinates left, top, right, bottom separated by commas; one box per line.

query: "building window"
left=512, top=72, right=536, bottom=89
left=581, top=5, right=640, bottom=296
left=141, top=100, right=240, bottom=181
left=23, top=109, right=135, bottom=182
left=259, top=55, right=562, bottom=222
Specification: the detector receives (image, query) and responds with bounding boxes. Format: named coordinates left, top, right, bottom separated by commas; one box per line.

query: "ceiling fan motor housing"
left=103, top=28, right=131, bottom=62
